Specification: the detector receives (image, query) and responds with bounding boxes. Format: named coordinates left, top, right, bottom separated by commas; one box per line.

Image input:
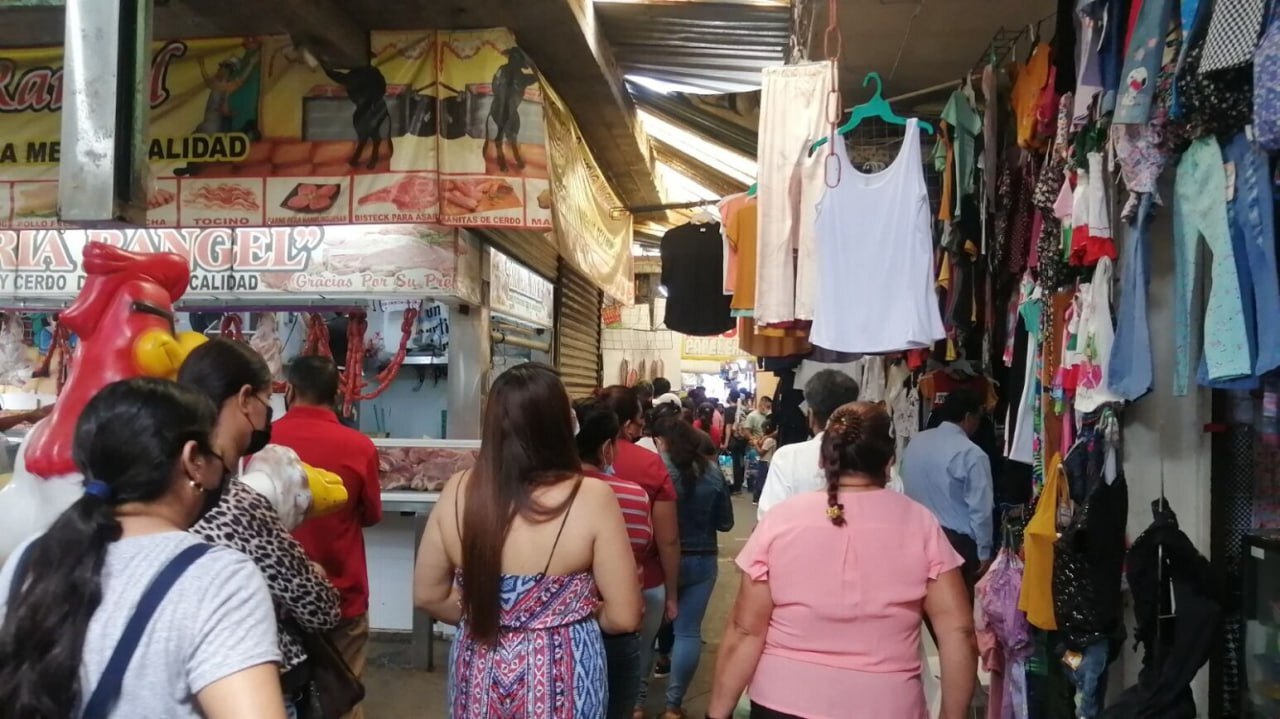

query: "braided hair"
left=820, top=402, right=895, bottom=527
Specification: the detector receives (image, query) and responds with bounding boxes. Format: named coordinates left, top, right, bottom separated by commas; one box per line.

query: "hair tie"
left=84, top=479, right=113, bottom=501
left=826, top=504, right=844, bottom=522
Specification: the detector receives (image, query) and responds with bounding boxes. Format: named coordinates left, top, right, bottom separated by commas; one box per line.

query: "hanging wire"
left=888, top=0, right=926, bottom=81
left=822, top=0, right=843, bottom=188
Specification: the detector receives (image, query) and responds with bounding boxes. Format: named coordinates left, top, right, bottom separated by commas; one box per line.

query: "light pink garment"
left=737, top=490, right=963, bottom=719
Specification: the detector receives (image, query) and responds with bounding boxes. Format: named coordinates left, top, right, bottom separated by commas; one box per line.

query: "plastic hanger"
left=746, top=183, right=757, bottom=198
left=808, top=72, right=934, bottom=156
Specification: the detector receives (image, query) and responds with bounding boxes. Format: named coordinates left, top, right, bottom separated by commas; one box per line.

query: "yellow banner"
left=542, top=82, right=634, bottom=305
left=0, top=30, right=552, bottom=232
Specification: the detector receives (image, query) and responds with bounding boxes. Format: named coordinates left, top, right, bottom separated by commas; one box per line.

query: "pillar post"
left=446, top=304, right=489, bottom=439
left=59, top=0, right=152, bottom=224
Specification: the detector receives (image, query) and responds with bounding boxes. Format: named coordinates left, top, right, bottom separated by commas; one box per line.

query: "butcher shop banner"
left=542, top=83, right=634, bottom=305
left=0, top=224, right=483, bottom=304
left=0, top=29, right=552, bottom=232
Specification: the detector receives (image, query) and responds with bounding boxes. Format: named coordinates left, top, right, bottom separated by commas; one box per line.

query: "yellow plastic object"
left=176, top=331, right=209, bottom=356
left=134, top=330, right=207, bottom=379
left=304, top=463, right=348, bottom=519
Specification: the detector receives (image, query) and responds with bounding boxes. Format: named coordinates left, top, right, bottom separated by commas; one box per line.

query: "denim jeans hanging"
left=1195, top=133, right=1280, bottom=389
left=1173, top=138, right=1251, bottom=396
left=1108, top=193, right=1155, bottom=401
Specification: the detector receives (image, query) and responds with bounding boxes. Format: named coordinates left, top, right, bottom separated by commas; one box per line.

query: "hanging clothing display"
left=715, top=2, right=1280, bottom=709
left=1256, top=1, right=1280, bottom=150
left=1074, top=258, right=1124, bottom=412
left=1019, top=452, right=1063, bottom=632
left=810, top=119, right=946, bottom=353
left=755, top=61, right=834, bottom=325
left=659, top=222, right=735, bottom=336
left=1172, top=138, right=1250, bottom=395
left=726, top=198, right=760, bottom=313
left=718, top=192, right=751, bottom=294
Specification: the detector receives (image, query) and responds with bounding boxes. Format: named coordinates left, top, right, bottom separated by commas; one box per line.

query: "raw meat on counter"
left=378, top=445, right=478, bottom=492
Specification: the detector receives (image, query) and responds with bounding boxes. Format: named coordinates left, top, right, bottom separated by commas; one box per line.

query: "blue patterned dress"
left=449, top=572, right=606, bottom=718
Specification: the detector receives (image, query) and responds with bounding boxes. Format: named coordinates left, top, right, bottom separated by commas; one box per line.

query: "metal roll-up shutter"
left=555, top=260, right=602, bottom=398
left=476, top=229, right=558, bottom=280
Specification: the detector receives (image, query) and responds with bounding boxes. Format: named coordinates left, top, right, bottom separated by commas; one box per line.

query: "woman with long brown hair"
left=707, top=402, right=976, bottom=719
left=413, top=364, right=642, bottom=719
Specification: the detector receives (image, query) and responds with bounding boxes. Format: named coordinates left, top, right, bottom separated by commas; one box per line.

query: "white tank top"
left=810, top=119, right=946, bottom=353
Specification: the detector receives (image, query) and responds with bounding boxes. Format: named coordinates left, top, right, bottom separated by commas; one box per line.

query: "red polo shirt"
left=273, top=405, right=383, bottom=619
left=612, top=439, right=676, bottom=589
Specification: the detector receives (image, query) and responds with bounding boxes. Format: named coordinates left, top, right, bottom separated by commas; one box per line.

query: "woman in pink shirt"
left=708, top=402, right=977, bottom=719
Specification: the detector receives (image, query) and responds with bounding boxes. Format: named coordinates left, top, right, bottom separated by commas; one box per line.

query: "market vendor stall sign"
left=0, top=29, right=553, bottom=233
left=681, top=330, right=749, bottom=362
left=488, top=247, right=553, bottom=327
left=0, top=224, right=483, bottom=303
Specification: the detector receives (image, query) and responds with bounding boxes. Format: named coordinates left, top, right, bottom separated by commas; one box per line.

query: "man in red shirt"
left=273, top=356, right=382, bottom=719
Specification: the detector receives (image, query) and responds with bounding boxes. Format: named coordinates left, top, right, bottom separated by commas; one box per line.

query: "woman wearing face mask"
left=0, top=378, right=286, bottom=719
left=596, top=385, right=680, bottom=719
left=575, top=398, right=653, bottom=719
left=179, top=338, right=341, bottom=713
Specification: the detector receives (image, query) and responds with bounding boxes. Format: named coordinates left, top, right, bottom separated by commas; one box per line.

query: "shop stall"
left=0, top=20, right=637, bottom=675
left=659, top=0, right=1280, bottom=713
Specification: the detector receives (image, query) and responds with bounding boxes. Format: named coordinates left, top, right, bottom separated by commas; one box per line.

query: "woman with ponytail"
left=0, top=378, right=284, bottom=719
left=708, top=402, right=978, bottom=719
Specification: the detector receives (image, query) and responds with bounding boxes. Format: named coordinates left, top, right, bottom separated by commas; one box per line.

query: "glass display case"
left=1243, top=532, right=1280, bottom=716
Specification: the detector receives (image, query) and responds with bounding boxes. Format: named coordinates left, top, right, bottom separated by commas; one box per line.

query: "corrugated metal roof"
left=595, top=1, right=790, bottom=94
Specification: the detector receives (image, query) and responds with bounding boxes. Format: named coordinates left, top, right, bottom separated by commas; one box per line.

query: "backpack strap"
left=81, top=543, right=213, bottom=719
left=5, top=541, right=36, bottom=608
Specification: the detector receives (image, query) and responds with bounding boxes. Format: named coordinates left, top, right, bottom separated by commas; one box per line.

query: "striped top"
left=585, top=470, right=653, bottom=570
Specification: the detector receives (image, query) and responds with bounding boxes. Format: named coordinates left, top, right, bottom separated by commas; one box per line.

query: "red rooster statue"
left=0, top=243, right=207, bottom=563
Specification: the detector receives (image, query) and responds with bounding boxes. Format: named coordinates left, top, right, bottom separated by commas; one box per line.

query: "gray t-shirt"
left=0, top=531, right=280, bottom=717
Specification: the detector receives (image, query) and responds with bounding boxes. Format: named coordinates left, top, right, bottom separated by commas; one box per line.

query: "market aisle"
left=361, top=494, right=758, bottom=719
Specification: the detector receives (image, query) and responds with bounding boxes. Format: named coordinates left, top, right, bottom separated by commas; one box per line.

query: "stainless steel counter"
left=381, top=489, right=440, bottom=671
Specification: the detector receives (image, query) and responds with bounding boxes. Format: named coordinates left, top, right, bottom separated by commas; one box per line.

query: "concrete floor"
left=361, top=495, right=757, bottom=719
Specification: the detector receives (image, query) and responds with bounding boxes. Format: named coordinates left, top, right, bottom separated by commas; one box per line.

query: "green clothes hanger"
left=808, top=72, right=935, bottom=157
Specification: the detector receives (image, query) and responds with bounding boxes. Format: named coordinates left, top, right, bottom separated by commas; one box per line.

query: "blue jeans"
left=665, top=554, right=719, bottom=710
left=1194, top=132, right=1280, bottom=389
left=634, top=584, right=666, bottom=709
left=1108, top=192, right=1154, bottom=401
left=603, top=632, right=641, bottom=719
left=1063, top=641, right=1110, bottom=718
left=751, top=460, right=769, bottom=502
left=1173, top=138, right=1251, bottom=395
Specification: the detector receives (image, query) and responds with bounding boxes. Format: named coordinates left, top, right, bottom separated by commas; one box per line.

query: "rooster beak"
left=134, top=330, right=209, bottom=379
left=303, top=463, right=348, bottom=519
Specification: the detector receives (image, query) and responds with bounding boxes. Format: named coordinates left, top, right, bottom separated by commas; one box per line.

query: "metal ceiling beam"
left=630, top=82, right=757, bottom=157
left=0, top=0, right=369, bottom=66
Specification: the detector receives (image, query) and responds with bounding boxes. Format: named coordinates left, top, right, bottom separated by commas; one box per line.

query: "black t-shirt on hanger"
left=660, top=222, right=735, bottom=336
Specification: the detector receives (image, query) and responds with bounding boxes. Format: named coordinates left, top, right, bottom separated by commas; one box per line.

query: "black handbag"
left=282, top=623, right=365, bottom=719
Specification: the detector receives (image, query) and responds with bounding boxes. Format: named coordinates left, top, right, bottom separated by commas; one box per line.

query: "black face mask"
left=193, top=454, right=232, bottom=523
left=244, top=396, right=274, bottom=456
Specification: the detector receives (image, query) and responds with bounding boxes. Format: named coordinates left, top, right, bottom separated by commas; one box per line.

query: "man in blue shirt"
left=901, top=388, right=993, bottom=593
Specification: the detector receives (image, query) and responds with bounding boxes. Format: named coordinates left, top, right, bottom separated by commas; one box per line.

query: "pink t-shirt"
left=737, top=490, right=963, bottom=719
